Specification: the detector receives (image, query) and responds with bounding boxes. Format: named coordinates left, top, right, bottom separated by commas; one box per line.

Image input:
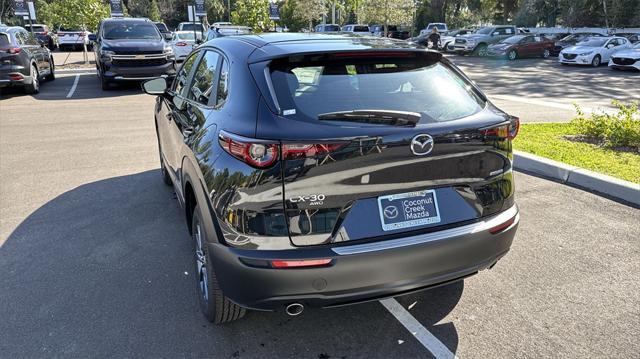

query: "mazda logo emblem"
left=410, top=134, right=434, bottom=156
left=383, top=206, right=398, bottom=219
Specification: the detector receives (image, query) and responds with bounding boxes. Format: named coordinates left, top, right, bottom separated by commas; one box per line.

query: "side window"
left=15, top=32, right=27, bottom=45
left=216, top=59, right=229, bottom=107
left=173, top=52, right=199, bottom=95
left=188, top=50, right=220, bottom=106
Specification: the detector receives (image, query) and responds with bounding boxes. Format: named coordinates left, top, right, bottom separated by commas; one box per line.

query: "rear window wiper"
left=317, top=110, right=421, bottom=127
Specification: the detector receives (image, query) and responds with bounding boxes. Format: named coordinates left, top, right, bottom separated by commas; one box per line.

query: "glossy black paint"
left=152, top=33, right=519, bottom=311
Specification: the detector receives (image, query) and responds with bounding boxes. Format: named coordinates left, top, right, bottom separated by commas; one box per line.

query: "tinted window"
left=270, top=54, right=484, bottom=124
left=579, top=39, right=606, bottom=47
left=188, top=51, right=220, bottom=105
left=155, top=23, right=168, bottom=32
left=26, top=25, right=45, bottom=32
left=503, top=35, right=525, bottom=44
left=180, top=23, right=203, bottom=32
left=325, top=25, right=340, bottom=31
left=217, top=60, right=229, bottom=107
left=102, top=22, right=160, bottom=40
left=354, top=26, right=370, bottom=32
left=477, top=27, right=492, bottom=35
left=173, top=53, right=199, bottom=95
left=0, top=33, right=10, bottom=46
left=15, top=32, right=28, bottom=45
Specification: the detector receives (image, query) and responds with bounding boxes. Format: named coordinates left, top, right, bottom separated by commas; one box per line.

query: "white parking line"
left=490, top=94, right=616, bottom=114
left=66, top=74, right=80, bottom=98
left=380, top=298, right=458, bottom=359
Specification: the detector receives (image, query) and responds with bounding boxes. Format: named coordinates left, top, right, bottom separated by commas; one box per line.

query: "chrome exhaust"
left=285, top=303, right=304, bottom=316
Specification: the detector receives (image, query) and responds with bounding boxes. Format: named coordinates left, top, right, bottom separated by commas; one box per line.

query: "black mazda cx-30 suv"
left=143, top=33, right=520, bottom=323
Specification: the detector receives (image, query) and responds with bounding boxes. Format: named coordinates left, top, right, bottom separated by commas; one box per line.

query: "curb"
left=56, top=68, right=96, bottom=74
left=513, top=150, right=640, bottom=207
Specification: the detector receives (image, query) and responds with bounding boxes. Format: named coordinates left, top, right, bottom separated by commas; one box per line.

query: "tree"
left=148, top=0, right=162, bottom=21
left=231, top=0, right=270, bottom=32
left=360, top=0, right=414, bottom=35
left=45, top=0, right=109, bottom=31
left=293, top=0, right=326, bottom=30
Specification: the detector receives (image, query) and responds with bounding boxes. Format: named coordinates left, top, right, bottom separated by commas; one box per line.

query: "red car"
left=487, top=35, right=554, bottom=60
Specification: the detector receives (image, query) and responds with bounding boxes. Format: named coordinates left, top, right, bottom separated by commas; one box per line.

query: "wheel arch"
left=181, top=155, right=223, bottom=243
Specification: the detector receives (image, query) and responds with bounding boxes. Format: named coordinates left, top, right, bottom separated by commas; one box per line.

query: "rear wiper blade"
left=317, top=110, right=421, bottom=127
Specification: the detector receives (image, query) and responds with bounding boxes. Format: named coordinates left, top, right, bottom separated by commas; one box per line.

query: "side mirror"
left=163, top=33, right=173, bottom=41
left=88, top=34, right=97, bottom=42
left=142, top=77, right=168, bottom=95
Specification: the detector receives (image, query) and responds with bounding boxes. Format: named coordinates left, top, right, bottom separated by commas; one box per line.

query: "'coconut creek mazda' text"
left=143, top=33, right=520, bottom=323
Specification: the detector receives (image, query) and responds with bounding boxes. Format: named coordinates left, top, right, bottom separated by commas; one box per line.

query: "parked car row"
left=315, top=23, right=411, bottom=39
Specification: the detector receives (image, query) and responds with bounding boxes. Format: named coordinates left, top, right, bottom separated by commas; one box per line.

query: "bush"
left=571, top=101, right=640, bottom=150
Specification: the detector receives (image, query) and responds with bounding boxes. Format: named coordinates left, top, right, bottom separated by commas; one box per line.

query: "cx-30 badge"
left=410, top=134, right=434, bottom=156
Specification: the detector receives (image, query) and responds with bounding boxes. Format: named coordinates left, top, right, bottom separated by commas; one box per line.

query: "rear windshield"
left=180, top=23, right=203, bottom=31
left=0, top=33, right=10, bottom=46
left=155, top=23, right=168, bottom=32
left=176, top=32, right=199, bottom=40
left=103, top=22, right=160, bottom=40
left=59, top=27, right=83, bottom=32
left=270, top=53, right=485, bottom=124
left=26, top=25, right=45, bottom=32
left=427, top=24, right=447, bottom=30
left=321, top=25, right=340, bottom=32
left=354, top=26, right=370, bottom=32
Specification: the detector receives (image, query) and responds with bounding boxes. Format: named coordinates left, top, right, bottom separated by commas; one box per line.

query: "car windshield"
left=323, top=25, right=340, bottom=31
left=176, top=32, right=197, bottom=41
left=578, top=39, right=606, bottom=47
left=103, top=22, right=160, bottom=40
left=0, top=33, right=9, bottom=46
left=269, top=53, right=485, bottom=124
left=503, top=35, right=525, bottom=44
left=476, top=27, right=493, bottom=35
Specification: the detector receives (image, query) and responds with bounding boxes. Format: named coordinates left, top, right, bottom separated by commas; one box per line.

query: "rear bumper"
left=0, top=66, right=32, bottom=88
left=210, top=205, right=519, bottom=311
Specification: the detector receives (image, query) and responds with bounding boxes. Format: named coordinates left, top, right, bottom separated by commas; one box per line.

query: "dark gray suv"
left=0, top=26, right=54, bottom=94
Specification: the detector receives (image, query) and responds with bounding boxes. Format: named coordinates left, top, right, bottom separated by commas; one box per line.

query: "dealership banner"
left=268, top=3, right=280, bottom=20
left=195, top=0, right=206, bottom=16
left=13, top=0, right=29, bottom=16
left=109, top=0, right=124, bottom=17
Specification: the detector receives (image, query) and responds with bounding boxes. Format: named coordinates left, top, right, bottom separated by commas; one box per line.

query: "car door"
left=167, top=50, right=221, bottom=188
left=602, top=39, right=618, bottom=61
left=27, top=31, right=50, bottom=72
left=157, top=51, right=200, bottom=183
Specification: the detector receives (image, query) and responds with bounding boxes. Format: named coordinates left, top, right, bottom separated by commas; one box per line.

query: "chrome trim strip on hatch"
left=331, top=205, right=519, bottom=255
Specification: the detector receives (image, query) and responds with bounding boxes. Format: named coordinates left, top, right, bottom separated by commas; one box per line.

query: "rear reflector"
left=9, top=73, right=24, bottom=81
left=282, top=143, right=345, bottom=160
left=6, top=47, right=21, bottom=54
left=271, top=259, right=332, bottom=268
left=175, top=41, right=188, bottom=46
left=488, top=215, right=516, bottom=234
left=481, top=116, right=520, bottom=140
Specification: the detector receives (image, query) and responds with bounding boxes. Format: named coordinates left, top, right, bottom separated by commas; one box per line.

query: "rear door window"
left=270, top=53, right=484, bottom=124
left=187, top=50, right=221, bottom=106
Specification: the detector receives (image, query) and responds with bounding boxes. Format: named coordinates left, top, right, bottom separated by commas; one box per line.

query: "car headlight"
left=579, top=51, right=593, bottom=56
left=163, top=46, right=174, bottom=55
left=100, top=50, right=115, bottom=56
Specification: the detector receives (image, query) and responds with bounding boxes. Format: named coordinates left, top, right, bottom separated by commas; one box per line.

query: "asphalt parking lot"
left=1, top=54, right=639, bottom=358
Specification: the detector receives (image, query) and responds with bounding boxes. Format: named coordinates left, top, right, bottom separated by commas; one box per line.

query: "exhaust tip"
left=285, top=303, right=304, bottom=316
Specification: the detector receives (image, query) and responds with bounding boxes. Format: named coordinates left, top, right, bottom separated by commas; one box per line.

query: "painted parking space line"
left=66, top=74, right=80, bottom=98
left=490, top=94, right=616, bottom=114
left=380, top=298, right=457, bottom=359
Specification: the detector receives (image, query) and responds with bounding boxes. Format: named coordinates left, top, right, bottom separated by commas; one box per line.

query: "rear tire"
left=542, top=49, right=550, bottom=58
left=24, top=65, right=40, bottom=94
left=191, top=205, right=246, bottom=324
left=508, top=50, right=517, bottom=61
left=45, top=58, right=55, bottom=81
left=591, top=55, right=601, bottom=67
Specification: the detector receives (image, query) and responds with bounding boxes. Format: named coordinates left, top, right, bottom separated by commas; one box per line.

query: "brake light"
left=9, top=73, right=24, bottom=80
left=175, top=41, right=188, bottom=46
left=481, top=116, right=520, bottom=140
left=271, top=259, right=332, bottom=268
left=6, top=47, right=21, bottom=54
left=281, top=143, right=345, bottom=160
left=219, top=134, right=278, bottom=168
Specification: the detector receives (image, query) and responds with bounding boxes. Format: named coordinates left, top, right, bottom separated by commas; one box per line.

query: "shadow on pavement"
left=0, top=170, right=462, bottom=358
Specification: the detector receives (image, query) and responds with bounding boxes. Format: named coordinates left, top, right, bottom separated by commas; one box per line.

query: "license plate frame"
left=377, top=189, right=441, bottom=232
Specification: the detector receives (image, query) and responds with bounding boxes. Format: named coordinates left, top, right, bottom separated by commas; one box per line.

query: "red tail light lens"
left=481, top=116, right=520, bottom=140
left=175, top=41, right=188, bottom=46
left=281, top=143, right=345, bottom=160
left=219, top=134, right=278, bottom=168
left=6, top=47, right=21, bottom=54
left=488, top=215, right=517, bottom=234
left=9, top=73, right=24, bottom=80
left=271, top=259, right=332, bottom=268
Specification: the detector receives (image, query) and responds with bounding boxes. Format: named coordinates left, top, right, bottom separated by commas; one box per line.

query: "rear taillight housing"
left=281, top=143, right=345, bottom=160
left=219, top=134, right=279, bottom=168
left=6, top=47, right=21, bottom=54
left=481, top=116, right=520, bottom=140
left=175, top=41, right=188, bottom=46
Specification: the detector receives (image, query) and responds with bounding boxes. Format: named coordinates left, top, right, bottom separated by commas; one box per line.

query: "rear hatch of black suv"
left=250, top=46, right=517, bottom=246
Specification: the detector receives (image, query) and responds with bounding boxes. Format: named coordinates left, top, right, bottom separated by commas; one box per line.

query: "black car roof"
left=209, top=33, right=429, bottom=63
left=103, top=17, right=152, bottom=23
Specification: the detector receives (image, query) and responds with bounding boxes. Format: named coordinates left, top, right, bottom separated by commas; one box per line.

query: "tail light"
left=481, top=116, right=520, bottom=140
left=175, top=41, right=188, bottom=46
left=37, top=31, right=48, bottom=35
left=488, top=214, right=517, bottom=234
left=281, top=143, right=345, bottom=160
left=219, top=134, right=278, bottom=168
left=9, top=73, right=24, bottom=80
left=5, top=47, right=21, bottom=54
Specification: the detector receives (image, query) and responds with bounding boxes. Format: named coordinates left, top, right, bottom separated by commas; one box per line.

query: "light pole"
left=602, top=0, right=609, bottom=29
